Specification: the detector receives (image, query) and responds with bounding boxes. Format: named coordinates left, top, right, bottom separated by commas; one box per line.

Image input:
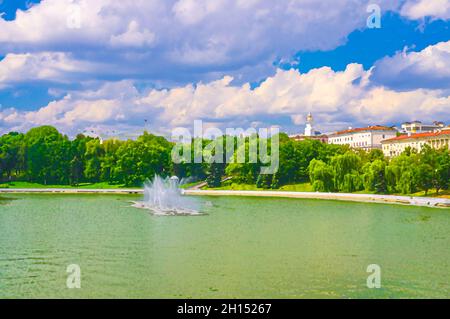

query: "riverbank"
left=184, top=189, right=450, bottom=208
left=1, top=187, right=449, bottom=208
left=0, top=188, right=142, bottom=194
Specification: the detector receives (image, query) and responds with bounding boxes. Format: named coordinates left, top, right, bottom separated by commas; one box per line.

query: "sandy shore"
left=183, top=189, right=450, bottom=208
left=1, top=188, right=449, bottom=208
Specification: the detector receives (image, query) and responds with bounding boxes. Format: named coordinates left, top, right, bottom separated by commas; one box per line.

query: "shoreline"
left=183, top=189, right=450, bottom=208
left=1, top=188, right=449, bottom=208
left=0, top=188, right=143, bottom=195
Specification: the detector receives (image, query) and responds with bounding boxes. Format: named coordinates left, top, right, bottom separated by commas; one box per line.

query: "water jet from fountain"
left=133, top=175, right=202, bottom=216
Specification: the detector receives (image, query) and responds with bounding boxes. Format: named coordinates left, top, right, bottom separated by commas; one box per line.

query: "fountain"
left=132, top=175, right=202, bottom=216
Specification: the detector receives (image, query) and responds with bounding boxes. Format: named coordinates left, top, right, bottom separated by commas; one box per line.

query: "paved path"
left=183, top=189, right=450, bottom=208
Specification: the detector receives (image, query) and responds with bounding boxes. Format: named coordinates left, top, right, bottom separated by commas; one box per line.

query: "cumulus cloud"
left=0, top=0, right=403, bottom=84
left=2, top=64, right=449, bottom=136
left=401, top=0, right=450, bottom=20
left=0, top=52, right=105, bottom=87
left=1, top=0, right=450, bottom=137
left=371, top=40, right=450, bottom=90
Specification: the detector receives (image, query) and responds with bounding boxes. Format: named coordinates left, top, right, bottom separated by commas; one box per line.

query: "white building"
left=328, top=126, right=397, bottom=151
left=289, top=113, right=328, bottom=143
left=400, top=121, right=445, bottom=134
left=304, top=112, right=314, bottom=136
left=381, top=127, right=450, bottom=157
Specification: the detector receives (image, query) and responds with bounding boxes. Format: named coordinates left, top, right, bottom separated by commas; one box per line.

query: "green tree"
left=330, top=152, right=362, bottom=192
left=84, top=139, right=104, bottom=182
left=0, top=132, right=25, bottom=181
left=308, top=159, right=334, bottom=192
left=416, top=163, right=433, bottom=195
left=363, top=160, right=387, bottom=193
left=434, top=149, right=450, bottom=194
left=24, top=126, right=71, bottom=184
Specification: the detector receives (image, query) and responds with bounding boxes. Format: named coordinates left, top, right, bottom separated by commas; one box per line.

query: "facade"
left=289, top=113, right=328, bottom=143
left=401, top=121, right=445, bottom=134
left=381, top=128, right=450, bottom=157
left=328, top=126, right=397, bottom=151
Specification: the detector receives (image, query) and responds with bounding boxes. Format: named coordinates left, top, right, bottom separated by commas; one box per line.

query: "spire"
left=305, top=112, right=314, bottom=136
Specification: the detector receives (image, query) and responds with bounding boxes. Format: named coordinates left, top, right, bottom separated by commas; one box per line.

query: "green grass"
left=279, top=183, right=314, bottom=192
left=204, top=183, right=262, bottom=191
left=204, top=182, right=314, bottom=192
left=0, top=181, right=136, bottom=189
left=179, top=182, right=204, bottom=189
left=408, top=189, right=450, bottom=199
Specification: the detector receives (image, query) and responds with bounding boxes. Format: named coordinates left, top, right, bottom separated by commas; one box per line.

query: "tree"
left=24, top=126, right=70, bottom=184
left=70, top=156, right=83, bottom=186
left=416, top=163, right=433, bottom=195
left=0, top=132, right=25, bottom=181
left=100, top=139, right=123, bottom=183
left=330, top=152, right=362, bottom=192
left=84, top=139, right=104, bottom=182
left=434, top=149, right=450, bottom=194
left=308, top=159, right=334, bottom=192
left=363, top=160, right=387, bottom=193
left=115, top=132, right=172, bottom=186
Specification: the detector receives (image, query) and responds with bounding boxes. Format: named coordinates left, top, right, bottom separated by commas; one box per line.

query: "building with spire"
left=290, top=113, right=328, bottom=143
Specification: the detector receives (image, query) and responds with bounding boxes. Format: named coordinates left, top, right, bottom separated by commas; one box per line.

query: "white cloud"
left=0, top=0, right=402, bottom=83
left=1, top=0, right=450, bottom=136
left=371, top=40, right=450, bottom=89
left=0, top=52, right=104, bottom=87
left=2, top=65, right=449, bottom=136
left=110, top=20, right=156, bottom=48
left=401, top=0, right=450, bottom=20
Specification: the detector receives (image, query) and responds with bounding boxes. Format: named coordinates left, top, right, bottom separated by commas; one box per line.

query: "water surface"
left=0, top=194, right=449, bottom=298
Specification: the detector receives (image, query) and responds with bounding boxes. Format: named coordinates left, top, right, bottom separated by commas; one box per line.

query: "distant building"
left=328, top=126, right=397, bottom=151
left=381, top=127, right=450, bottom=157
left=401, top=121, right=445, bottom=134
left=289, top=113, right=328, bottom=143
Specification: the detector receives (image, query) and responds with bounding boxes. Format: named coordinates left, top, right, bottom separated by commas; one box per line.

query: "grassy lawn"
left=279, top=183, right=314, bottom=192
left=203, top=182, right=314, bottom=192
left=408, top=189, right=450, bottom=199
left=0, top=181, right=136, bottom=189
left=204, top=183, right=262, bottom=191
left=179, top=181, right=204, bottom=189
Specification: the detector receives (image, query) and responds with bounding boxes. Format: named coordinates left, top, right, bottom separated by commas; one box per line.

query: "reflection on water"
left=0, top=196, right=15, bottom=205
left=0, top=194, right=449, bottom=298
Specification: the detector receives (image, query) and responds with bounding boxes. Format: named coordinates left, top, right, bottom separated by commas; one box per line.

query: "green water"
left=0, top=194, right=449, bottom=299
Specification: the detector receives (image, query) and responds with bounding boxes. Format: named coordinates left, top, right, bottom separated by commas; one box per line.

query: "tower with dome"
left=289, top=113, right=328, bottom=143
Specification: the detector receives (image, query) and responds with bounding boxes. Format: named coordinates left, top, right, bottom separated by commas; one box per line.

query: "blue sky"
left=0, top=0, right=41, bottom=20
left=1, top=0, right=450, bottom=136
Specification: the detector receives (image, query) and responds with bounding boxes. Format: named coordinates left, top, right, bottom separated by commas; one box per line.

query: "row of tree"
left=308, top=145, right=450, bottom=195
left=1, top=126, right=449, bottom=195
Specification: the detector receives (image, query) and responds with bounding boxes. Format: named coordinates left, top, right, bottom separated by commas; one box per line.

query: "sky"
left=0, top=0, right=450, bottom=138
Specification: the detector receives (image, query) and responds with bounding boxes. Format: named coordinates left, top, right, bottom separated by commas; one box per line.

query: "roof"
left=382, top=130, right=450, bottom=143
left=330, top=125, right=396, bottom=137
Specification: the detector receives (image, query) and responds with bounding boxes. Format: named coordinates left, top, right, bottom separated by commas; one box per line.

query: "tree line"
left=0, top=126, right=449, bottom=195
